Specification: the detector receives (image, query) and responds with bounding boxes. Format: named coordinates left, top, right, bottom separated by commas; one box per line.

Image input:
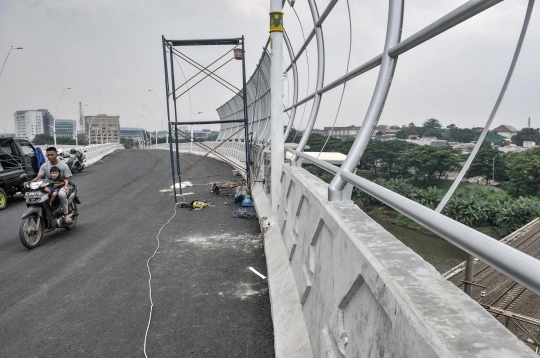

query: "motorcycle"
left=64, top=149, right=86, bottom=173
left=19, top=176, right=80, bottom=249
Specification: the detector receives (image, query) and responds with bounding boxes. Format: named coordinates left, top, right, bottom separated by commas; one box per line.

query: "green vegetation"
left=352, top=177, right=540, bottom=237
left=32, top=134, right=88, bottom=146
left=506, top=146, right=540, bottom=197
left=295, top=122, right=540, bottom=238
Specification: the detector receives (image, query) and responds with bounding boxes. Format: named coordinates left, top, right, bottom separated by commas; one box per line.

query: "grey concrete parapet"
left=253, top=164, right=535, bottom=357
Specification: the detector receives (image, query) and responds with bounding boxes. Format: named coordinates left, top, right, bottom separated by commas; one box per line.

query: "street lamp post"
left=138, top=120, right=148, bottom=148
left=148, top=89, right=167, bottom=143
left=143, top=105, right=158, bottom=145
left=0, top=46, right=23, bottom=81
left=53, top=87, right=71, bottom=147
left=191, top=111, right=203, bottom=152
left=86, top=114, right=100, bottom=145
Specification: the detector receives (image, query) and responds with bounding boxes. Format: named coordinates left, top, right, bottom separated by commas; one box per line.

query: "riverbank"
left=358, top=202, right=503, bottom=240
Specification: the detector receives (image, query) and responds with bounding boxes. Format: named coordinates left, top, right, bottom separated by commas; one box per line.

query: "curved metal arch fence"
left=278, top=0, right=540, bottom=294
left=213, top=0, right=540, bottom=296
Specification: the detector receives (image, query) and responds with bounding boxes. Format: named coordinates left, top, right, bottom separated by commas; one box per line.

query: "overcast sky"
left=0, top=0, right=538, bottom=135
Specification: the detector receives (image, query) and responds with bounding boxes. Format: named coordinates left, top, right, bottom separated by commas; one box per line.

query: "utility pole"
left=270, top=0, right=284, bottom=217
left=464, top=254, right=475, bottom=297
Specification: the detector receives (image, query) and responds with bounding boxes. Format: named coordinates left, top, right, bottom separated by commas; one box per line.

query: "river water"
left=373, top=218, right=467, bottom=274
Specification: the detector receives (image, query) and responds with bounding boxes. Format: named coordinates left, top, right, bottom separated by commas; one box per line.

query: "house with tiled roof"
left=492, top=125, right=519, bottom=139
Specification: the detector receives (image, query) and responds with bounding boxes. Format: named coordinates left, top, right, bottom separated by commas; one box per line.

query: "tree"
left=506, top=146, right=540, bottom=196
left=363, top=140, right=416, bottom=176
left=511, top=128, right=540, bottom=146
left=422, top=118, right=442, bottom=129
left=396, top=124, right=417, bottom=139
left=32, top=134, right=54, bottom=145
left=400, top=145, right=462, bottom=182
left=465, top=143, right=507, bottom=182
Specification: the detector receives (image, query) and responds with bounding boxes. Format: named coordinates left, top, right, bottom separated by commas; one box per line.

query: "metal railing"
left=214, top=0, right=540, bottom=296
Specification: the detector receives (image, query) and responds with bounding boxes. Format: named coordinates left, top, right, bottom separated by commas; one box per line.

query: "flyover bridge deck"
left=0, top=150, right=274, bottom=357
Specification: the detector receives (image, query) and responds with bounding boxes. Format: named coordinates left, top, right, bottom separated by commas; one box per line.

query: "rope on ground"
left=233, top=208, right=258, bottom=220
left=143, top=202, right=181, bottom=358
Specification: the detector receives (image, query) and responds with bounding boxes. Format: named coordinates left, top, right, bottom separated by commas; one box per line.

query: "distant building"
left=188, top=130, right=208, bottom=140
left=38, top=109, right=54, bottom=136
left=85, top=114, right=120, bottom=144
left=323, top=125, right=360, bottom=140
left=523, top=141, right=536, bottom=148
left=492, top=125, right=518, bottom=139
left=55, top=119, right=76, bottom=139
left=376, top=125, right=398, bottom=136
left=473, top=133, right=507, bottom=144
left=454, top=143, right=476, bottom=154
left=373, top=135, right=397, bottom=142
left=14, top=110, right=44, bottom=139
left=120, top=127, right=144, bottom=139
left=431, top=140, right=449, bottom=146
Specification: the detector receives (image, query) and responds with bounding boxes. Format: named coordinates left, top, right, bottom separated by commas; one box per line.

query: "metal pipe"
left=283, top=31, right=299, bottom=141
left=388, top=0, right=503, bottom=58
left=435, top=0, right=535, bottom=212
left=241, top=35, right=251, bottom=185
left=290, top=0, right=325, bottom=166
left=270, top=0, right=285, bottom=215
left=169, top=47, right=183, bottom=196
left=171, top=119, right=246, bottom=125
left=464, top=254, right=475, bottom=297
left=339, top=170, right=540, bottom=297
left=0, top=46, right=23, bottom=81
left=54, top=87, right=71, bottom=147
left=163, top=36, right=179, bottom=202
left=328, top=0, right=403, bottom=202
left=284, top=0, right=338, bottom=73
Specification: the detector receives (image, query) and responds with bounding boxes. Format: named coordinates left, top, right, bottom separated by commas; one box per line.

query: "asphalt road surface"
left=0, top=149, right=274, bottom=357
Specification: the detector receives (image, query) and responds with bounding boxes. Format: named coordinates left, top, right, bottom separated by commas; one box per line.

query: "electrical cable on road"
left=143, top=202, right=182, bottom=358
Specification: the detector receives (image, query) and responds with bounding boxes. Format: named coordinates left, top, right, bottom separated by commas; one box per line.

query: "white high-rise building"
left=14, top=110, right=45, bottom=139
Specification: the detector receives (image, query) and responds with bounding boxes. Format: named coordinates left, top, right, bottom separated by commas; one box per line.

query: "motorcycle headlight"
left=29, top=181, right=43, bottom=190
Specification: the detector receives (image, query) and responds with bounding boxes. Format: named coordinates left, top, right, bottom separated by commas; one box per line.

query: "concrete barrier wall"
left=36, top=144, right=124, bottom=167
left=150, top=142, right=246, bottom=177
left=258, top=165, right=534, bottom=357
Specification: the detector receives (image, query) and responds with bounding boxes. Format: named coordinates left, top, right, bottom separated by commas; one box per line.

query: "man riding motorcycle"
left=25, top=146, right=74, bottom=224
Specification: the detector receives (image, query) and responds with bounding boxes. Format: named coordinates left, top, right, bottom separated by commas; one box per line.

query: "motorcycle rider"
left=27, top=147, right=74, bottom=224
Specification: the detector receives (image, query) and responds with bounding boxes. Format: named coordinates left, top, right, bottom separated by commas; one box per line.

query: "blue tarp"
left=35, top=147, right=46, bottom=168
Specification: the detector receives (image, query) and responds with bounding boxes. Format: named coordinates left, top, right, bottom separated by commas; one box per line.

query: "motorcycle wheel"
left=65, top=202, right=78, bottom=230
left=20, top=214, right=43, bottom=249
left=0, top=188, right=6, bottom=211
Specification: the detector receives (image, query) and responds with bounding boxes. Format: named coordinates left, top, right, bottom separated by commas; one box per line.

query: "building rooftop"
left=493, top=125, right=519, bottom=132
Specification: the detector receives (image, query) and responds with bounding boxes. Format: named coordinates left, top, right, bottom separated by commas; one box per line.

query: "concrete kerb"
left=252, top=182, right=314, bottom=358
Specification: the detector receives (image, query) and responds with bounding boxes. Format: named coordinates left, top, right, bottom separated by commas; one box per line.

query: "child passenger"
left=44, top=166, right=67, bottom=205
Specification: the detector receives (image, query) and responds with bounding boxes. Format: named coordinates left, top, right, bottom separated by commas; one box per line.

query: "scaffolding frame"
left=161, top=36, right=250, bottom=203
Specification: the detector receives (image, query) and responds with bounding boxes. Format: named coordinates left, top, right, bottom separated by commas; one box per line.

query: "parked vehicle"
left=65, top=148, right=86, bottom=173
left=0, top=138, right=39, bottom=210
left=19, top=177, right=80, bottom=249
